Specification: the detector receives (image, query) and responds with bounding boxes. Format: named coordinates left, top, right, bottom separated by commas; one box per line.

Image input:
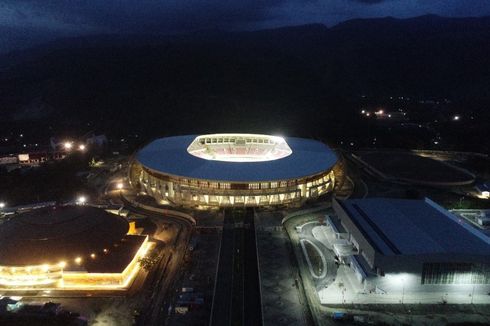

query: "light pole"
left=471, top=284, right=476, bottom=304
left=58, top=261, right=66, bottom=274
left=401, top=278, right=405, bottom=304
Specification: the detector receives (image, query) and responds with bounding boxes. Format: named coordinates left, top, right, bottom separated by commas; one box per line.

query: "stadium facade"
left=129, top=134, right=339, bottom=208
left=0, top=206, right=151, bottom=290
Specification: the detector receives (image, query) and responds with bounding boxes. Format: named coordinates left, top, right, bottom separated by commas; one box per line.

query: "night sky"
left=1, top=0, right=490, bottom=53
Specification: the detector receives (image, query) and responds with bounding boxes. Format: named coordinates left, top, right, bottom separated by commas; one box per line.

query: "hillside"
left=0, top=15, right=489, bottom=145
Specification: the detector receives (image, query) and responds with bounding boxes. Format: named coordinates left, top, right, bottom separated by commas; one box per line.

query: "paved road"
left=243, top=208, right=262, bottom=326
left=122, top=198, right=193, bottom=326
left=283, top=213, right=337, bottom=326
left=209, top=209, right=236, bottom=326
left=210, top=208, right=262, bottom=326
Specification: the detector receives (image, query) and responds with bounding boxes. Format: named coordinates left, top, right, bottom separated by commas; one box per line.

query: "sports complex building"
left=327, top=198, right=490, bottom=296
left=129, top=134, right=339, bottom=208
left=0, top=206, right=151, bottom=290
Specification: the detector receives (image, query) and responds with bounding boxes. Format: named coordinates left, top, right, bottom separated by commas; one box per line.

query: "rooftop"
left=337, top=198, right=490, bottom=256
left=136, top=135, right=337, bottom=182
left=0, top=206, right=129, bottom=266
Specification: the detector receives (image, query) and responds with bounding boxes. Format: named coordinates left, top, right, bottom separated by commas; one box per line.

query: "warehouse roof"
left=336, top=198, right=490, bottom=256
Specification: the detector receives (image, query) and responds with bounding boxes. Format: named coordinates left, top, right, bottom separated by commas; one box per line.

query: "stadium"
left=129, top=134, right=339, bottom=208
left=0, top=206, right=151, bottom=290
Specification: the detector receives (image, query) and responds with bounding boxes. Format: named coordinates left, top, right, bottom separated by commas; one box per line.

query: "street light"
left=64, top=142, right=73, bottom=150
left=76, top=196, right=87, bottom=205
left=0, top=202, right=5, bottom=209
left=117, top=182, right=124, bottom=190
left=78, top=144, right=86, bottom=151
left=453, top=115, right=460, bottom=121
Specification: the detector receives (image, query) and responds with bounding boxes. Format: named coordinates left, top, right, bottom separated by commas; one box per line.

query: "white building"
left=331, top=197, right=490, bottom=298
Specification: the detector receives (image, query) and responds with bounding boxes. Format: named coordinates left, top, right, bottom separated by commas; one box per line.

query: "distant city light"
left=90, top=253, right=96, bottom=259
left=74, top=257, right=82, bottom=264
left=366, top=113, right=371, bottom=117
left=64, top=142, right=73, bottom=150
left=453, top=115, right=460, bottom=121
left=361, top=110, right=366, bottom=114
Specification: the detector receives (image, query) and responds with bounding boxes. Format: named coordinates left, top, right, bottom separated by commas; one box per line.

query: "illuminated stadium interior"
left=187, top=134, right=293, bottom=162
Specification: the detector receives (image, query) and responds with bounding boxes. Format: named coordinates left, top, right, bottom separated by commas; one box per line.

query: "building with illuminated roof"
left=329, top=197, right=490, bottom=297
left=129, top=134, right=339, bottom=208
left=0, top=206, right=151, bottom=290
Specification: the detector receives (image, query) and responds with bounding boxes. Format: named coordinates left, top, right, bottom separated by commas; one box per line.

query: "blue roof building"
left=332, top=197, right=490, bottom=289
left=131, top=134, right=339, bottom=207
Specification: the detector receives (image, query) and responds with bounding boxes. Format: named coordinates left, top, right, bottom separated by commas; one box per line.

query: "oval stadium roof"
left=135, top=135, right=338, bottom=182
left=0, top=206, right=129, bottom=266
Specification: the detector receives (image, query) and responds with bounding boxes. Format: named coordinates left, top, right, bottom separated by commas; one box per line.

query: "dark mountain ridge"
left=0, top=15, right=489, bottom=143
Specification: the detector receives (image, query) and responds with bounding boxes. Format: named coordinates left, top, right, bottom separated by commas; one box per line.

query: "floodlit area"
left=130, top=134, right=338, bottom=208
left=292, top=209, right=490, bottom=305
left=186, top=134, right=292, bottom=162
left=0, top=206, right=154, bottom=292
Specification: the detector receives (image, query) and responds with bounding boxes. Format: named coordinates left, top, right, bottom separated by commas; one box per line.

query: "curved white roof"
left=136, top=134, right=337, bottom=182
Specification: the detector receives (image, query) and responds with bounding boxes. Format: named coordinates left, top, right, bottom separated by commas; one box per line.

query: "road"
left=210, top=208, right=262, bottom=326
left=121, top=198, right=194, bottom=326
left=209, top=209, right=236, bottom=326
left=243, top=208, right=262, bottom=326
left=283, top=213, right=337, bottom=326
